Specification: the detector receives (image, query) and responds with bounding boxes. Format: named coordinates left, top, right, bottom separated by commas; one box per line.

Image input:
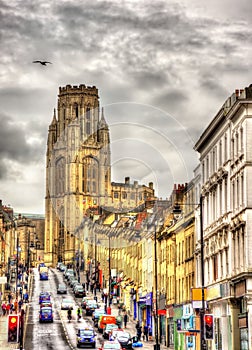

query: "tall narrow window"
left=82, top=157, right=98, bottom=194
left=86, top=106, right=91, bottom=135
left=55, top=157, right=66, bottom=195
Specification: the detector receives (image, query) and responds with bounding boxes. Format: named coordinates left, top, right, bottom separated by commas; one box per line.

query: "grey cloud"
left=0, top=113, right=45, bottom=169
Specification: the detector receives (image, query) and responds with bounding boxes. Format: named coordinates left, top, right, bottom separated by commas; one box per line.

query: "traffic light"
left=204, top=314, right=214, bottom=340
left=8, top=315, right=20, bottom=343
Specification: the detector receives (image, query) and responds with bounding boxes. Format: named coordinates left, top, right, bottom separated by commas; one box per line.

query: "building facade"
left=44, top=84, right=155, bottom=266
left=195, top=84, right=252, bottom=350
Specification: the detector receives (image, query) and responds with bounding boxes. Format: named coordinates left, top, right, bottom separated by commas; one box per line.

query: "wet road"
left=24, top=267, right=105, bottom=349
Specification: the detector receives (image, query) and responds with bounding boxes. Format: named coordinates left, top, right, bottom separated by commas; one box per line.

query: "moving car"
left=98, top=340, right=125, bottom=350
left=40, top=301, right=52, bottom=308
left=57, top=283, right=67, bottom=294
left=39, top=292, right=51, bottom=304
left=61, top=298, right=74, bottom=310
left=76, top=327, right=96, bottom=348
left=39, top=306, right=53, bottom=323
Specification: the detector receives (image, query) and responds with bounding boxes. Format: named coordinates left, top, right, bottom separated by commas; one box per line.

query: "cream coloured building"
left=44, top=84, right=155, bottom=266
left=195, top=84, right=252, bottom=350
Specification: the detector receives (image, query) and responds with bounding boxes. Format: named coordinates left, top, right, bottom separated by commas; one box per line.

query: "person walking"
left=8, top=293, right=12, bottom=304
left=14, top=300, right=18, bottom=314
left=18, top=299, right=23, bottom=313
left=1, top=301, right=6, bottom=316
left=123, top=312, right=128, bottom=328
left=144, top=324, right=149, bottom=341
left=137, top=324, right=142, bottom=341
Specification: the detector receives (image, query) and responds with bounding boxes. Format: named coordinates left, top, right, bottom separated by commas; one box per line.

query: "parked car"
left=115, top=331, right=133, bottom=349
left=57, top=262, right=63, bottom=270
left=70, top=279, right=79, bottom=288
left=61, top=298, right=74, bottom=310
left=85, top=300, right=99, bottom=316
left=81, top=296, right=94, bottom=309
left=74, top=285, right=85, bottom=298
left=59, top=264, right=67, bottom=272
left=39, top=306, right=53, bottom=323
left=76, top=327, right=96, bottom=348
left=64, top=269, right=75, bottom=280
left=103, top=324, right=120, bottom=339
left=57, top=283, right=67, bottom=294
left=93, top=309, right=106, bottom=327
left=98, top=315, right=117, bottom=333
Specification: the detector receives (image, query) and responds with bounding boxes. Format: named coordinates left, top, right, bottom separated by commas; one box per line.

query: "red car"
left=98, top=340, right=126, bottom=350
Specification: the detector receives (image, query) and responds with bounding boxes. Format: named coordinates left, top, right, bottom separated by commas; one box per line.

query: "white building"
left=195, top=84, right=252, bottom=350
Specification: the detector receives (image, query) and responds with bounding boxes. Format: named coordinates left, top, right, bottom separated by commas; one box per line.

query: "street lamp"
left=153, top=219, right=163, bottom=350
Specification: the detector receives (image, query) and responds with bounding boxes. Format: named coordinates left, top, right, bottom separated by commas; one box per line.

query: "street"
left=1, top=266, right=164, bottom=349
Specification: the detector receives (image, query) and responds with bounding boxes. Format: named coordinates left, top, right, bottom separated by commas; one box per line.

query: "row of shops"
left=113, top=278, right=251, bottom=350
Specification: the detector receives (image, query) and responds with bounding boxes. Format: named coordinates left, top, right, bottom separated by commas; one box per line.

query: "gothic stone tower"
left=44, top=84, right=111, bottom=265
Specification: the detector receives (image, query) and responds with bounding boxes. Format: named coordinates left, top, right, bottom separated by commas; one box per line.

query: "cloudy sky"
left=1, top=0, right=252, bottom=214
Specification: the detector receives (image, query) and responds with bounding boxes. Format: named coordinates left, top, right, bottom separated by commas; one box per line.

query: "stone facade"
left=44, top=84, right=155, bottom=266
left=195, top=84, right=252, bottom=350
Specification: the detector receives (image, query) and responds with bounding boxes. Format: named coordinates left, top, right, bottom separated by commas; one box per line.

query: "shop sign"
left=182, top=304, right=193, bottom=318
left=146, top=292, right=152, bottom=306
left=206, top=284, right=221, bottom=301
left=158, top=309, right=166, bottom=316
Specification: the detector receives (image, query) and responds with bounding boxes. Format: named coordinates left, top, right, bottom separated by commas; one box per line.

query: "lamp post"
left=199, top=195, right=206, bottom=350
left=154, top=221, right=160, bottom=350
left=108, top=235, right=111, bottom=307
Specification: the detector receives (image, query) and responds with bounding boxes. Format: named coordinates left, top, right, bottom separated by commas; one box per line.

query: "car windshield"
left=62, top=299, right=72, bottom=304
left=58, top=285, right=66, bottom=289
left=79, top=330, right=94, bottom=336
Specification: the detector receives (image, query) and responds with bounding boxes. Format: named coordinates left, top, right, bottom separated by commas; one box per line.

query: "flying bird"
left=33, top=60, right=52, bottom=66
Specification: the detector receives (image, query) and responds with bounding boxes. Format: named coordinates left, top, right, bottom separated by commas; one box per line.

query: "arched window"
left=82, top=156, right=98, bottom=194
left=55, top=157, right=66, bottom=195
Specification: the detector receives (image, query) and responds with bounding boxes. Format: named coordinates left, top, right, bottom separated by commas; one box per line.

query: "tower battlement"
left=59, top=84, right=98, bottom=96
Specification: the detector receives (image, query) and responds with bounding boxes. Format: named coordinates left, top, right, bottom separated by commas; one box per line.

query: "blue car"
left=76, top=328, right=96, bottom=348
left=39, top=292, right=51, bottom=304
left=39, top=306, right=53, bottom=323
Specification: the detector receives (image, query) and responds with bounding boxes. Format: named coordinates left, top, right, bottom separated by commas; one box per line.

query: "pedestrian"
left=14, top=300, right=18, bottom=314
left=18, top=299, right=23, bottom=312
left=8, top=293, right=12, bottom=304
left=6, top=303, right=11, bottom=315
left=2, top=302, right=7, bottom=316
left=137, top=324, right=142, bottom=341
left=123, top=312, right=128, bottom=328
left=24, top=292, right=29, bottom=303
left=144, top=324, right=149, bottom=341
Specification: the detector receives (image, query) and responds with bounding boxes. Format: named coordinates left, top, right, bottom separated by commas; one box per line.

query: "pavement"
left=0, top=271, right=32, bottom=350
